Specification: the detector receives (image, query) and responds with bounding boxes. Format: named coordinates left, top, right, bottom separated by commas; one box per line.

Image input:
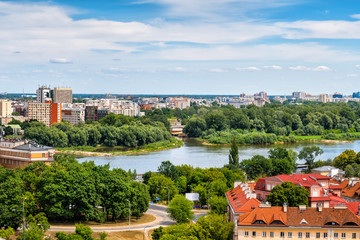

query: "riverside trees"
left=0, top=154, right=149, bottom=228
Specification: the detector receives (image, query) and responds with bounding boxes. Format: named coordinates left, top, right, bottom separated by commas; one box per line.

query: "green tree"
left=208, top=196, right=228, bottom=215
left=333, top=149, right=358, bottom=170
left=158, top=161, right=178, bottom=181
left=271, top=159, right=292, bottom=176
left=167, top=195, right=194, bottom=223
left=298, top=146, right=324, bottom=172
left=183, top=117, right=207, bottom=138
left=239, top=155, right=272, bottom=179
left=148, top=174, right=178, bottom=202
left=228, top=138, right=239, bottom=168
left=191, top=214, right=234, bottom=240
left=0, top=227, right=15, bottom=240
left=267, top=182, right=309, bottom=207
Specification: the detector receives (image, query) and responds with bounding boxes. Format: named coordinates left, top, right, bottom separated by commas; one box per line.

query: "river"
left=77, top=139, right=360, bottom=174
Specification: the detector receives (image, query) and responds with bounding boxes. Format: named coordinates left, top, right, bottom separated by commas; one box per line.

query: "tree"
left=271, top=159, right=292, bottom=176
left=183, top=117, right=207, bottom=137
left=268, top=147, right=297, bottom=170
left=267, top=182, right=309, bottom=207
left=333, top=150, right=358, bottom=170
left=148, top=174, right=178, bottom=202
left=191, top=214, right=234, bottom=240
left=158, top=161, right=178, bottom=181
left=239, top=155, right=272, bottom=180
left=17, top=213, right=50, bottom=240
left=0, top=227, right=15, bottom=240
left=298, top=146, right=324, bottom=172
left=12, top=112, right=20, bottom=116
left=228, top=138, right=239, bottom=168
left=167, top=195, right=194, bottom=223
left=208, top=196, right=228, bottom=215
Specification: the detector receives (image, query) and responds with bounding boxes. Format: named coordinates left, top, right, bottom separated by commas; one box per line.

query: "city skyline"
left=1, top=0, right=360, bottom=94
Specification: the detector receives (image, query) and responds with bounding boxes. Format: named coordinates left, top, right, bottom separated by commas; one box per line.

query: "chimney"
left=299, top=205, right=306, bottom=211
left=317, top=203, right=323, bottom=212
left=283, top=203, right=288, bottom=213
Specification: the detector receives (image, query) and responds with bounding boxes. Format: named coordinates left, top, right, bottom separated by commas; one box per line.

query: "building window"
left=270, top=232, right=274, bottom=238
left=341, top=233, right=346, bottom=238
left=288, top=232, right=292, bottom=238
left=252, top=231, right=256, bottom=237
left=324, top=232, right=328, bottom=238
left=352, top=233, right=356, bottom=239
left=298, top=232, right=302, bottom=238
left=306, top=232, right=310, bottom=238
left=316, top=233, right=320, bottom=238
left=280, top=232, right=285, bottom=238
left=244, top=231, right=249, bottom=237
left=334, top=233, right=338, bottom=238
left=262, top=232, right=267, bottom=237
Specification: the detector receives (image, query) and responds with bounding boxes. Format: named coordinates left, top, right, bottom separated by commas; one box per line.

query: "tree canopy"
left=267, top=181, right=309, bottom=207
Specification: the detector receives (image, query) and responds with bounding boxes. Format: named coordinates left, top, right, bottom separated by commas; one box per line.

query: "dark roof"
left=13, top=143, right=54, bottom=151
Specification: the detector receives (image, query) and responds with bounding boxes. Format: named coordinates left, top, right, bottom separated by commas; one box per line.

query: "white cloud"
left=356, top=65, right=360, bottom=69
left=49, top=58, right=73, bottom=64
left=158, top=43, right=358, bottom=62
left=289, top=65, right=331, bottom=71
left=350, top=14, right=360, bottom=19
left=313, top=66, right=331, bottom=71
left=347, top=74, right=358, bottom=77
left=262, top=65, right=283, bottom=70
left=174, top=67, right=187, bottom=72
left=209, top=68, right=228, bottom=73
left=236, top=67, right=261, bottom=71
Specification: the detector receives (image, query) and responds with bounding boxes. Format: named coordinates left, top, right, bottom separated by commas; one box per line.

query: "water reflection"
left=77, top=139, right=360, bottom=173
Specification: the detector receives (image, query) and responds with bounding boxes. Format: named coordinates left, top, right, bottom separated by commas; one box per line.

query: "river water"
left=77, top=139, right=360, bottom=174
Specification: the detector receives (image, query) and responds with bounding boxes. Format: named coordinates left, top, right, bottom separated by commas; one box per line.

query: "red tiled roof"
left=308, top=196, right=331, bottom=201
left=226, top=185, right=260, bottom=214
left=329, top=184, right=342, bottom=190
left=238, top=206, right=286, bottom=226
left=342, top=182, right=360, bottom=198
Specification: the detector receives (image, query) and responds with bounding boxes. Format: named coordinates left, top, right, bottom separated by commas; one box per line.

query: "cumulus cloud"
left=262, top=65, right=283, bottom=70
left=356, top=65, right=360, bottom=69
left=174, top=67, right=187, bottom=72
left=49, top=58, right=73, bottom=64
left=209, top=68, right=228, bottom=73
left=289, top=65, right=331, bottom=71
left=347, top=74, right=358, bottom=77
left=350, top=14, right=360, bottom=19
left=236, top=67, right=261, bottom=71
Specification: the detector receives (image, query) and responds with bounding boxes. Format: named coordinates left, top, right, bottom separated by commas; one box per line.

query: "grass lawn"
left=293, top=135, right=323, bottom=141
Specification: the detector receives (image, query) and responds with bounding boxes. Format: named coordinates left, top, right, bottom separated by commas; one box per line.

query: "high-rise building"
left=292, top=92, right=306, bottom=99
left=319, top=94, right=327, bottom=103
left=0, top=99, right=12, bottom=117
left=353, top=92, right=360, bottom=98
left=53, top=87, right=73, bottom=103
left=28, top=101, right=61, bottom=127
left=36, top=86, right=52, bottom=103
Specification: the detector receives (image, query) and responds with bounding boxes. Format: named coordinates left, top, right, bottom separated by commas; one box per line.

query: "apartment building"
left=28, top=101, right=61, bottom=127
left=53, top=87, right=72, bottom=103
left=0, top=138, right=55, bottom=169
left=0, top=99, right=12, bottom=117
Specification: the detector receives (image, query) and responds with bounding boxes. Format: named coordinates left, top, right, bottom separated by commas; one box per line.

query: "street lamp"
left=207, top=190, right=211, bottom=211
left=126, top=199, right=131, bottom=232
left=164, top=187, right=170, bottom=206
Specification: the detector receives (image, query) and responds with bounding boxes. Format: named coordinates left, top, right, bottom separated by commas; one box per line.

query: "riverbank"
left=57, top=139, right=184, bottom=157
left=199, top=134, right=356, bottom=146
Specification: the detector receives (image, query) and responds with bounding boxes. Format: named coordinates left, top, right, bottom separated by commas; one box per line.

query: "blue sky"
left=1, top=0, right=360, bottom=95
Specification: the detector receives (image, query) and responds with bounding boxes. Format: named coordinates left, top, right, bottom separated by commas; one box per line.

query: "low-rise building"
left=0, top=139, right=55, bottom=169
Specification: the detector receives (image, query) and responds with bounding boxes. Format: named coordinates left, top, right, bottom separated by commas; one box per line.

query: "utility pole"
left=164, top=187, right=170, bottom=206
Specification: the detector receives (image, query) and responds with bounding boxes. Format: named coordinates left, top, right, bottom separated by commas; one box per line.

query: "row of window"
left=0, top=159, right=28, bottom=166
left=244, top=231, right=357, bottom=238
left=0, top=150, right=30, bottom=158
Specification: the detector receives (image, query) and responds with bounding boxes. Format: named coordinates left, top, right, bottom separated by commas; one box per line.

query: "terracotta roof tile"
left=226, top=185, right=260, bottom=214
left=237, top=206, right=286, bottom=226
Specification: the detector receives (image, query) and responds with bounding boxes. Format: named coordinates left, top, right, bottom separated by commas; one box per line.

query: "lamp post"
left=126, top=199, right=131, bottom=231
left=207, top=190, right=211, bottom=211
left=164, top=187, right=170, bottom=206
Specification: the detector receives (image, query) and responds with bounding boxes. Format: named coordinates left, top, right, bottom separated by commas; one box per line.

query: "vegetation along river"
left=77, top=139, right=360, bottom=174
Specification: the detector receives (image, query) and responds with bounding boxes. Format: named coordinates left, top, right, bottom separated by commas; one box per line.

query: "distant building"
left=319, top=94, right=327, bottom=103
left=85, top=106, right=98, bottom=122
left=332, top=92, right=343, bottom=99
left=0, top=139, right=55, bottom=169
left=311, top=166, right=342, bottom=177
left=62, top=109, right=85, bottom=125
left=36, top=86, right=52, bottom=103
left=353, top=92, right=360, bottom=98
left=97, top=109, right=109, bottom=120
left=292, top=92, right=306, bottom=99
left=165, top=97, right=191, bottom=109
left=0, top=116, right=26, bottom=125
left=53, top=87, right=73, bottom=103
left=0, top=99, right=12, bottom=117
left=28, top=101, right=62, bottom=127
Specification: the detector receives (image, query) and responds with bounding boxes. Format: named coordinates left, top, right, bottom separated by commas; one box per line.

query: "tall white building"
left=36, top=86, right=52, bottom=103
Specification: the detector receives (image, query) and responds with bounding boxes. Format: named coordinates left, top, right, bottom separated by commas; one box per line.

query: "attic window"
left=270, top=220, right=284, bottom=225
left=344, top=222, right=358, bottom=226
left=325, top=222, right=339, bottom=226
left=253, top=220, right=266, bottom=224
left=300, top=219, right=308, bottom=224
